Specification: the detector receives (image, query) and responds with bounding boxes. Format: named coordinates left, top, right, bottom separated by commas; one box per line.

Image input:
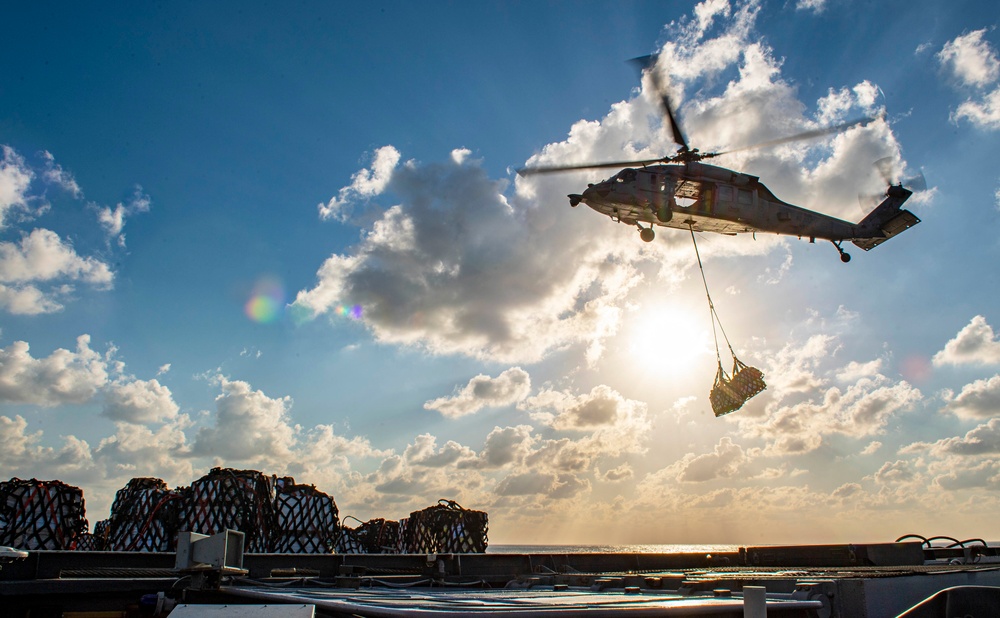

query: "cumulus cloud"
left=938, top=29, right=1000, bottom=130
left=424, top=367, right=531, bottom=418
left=671, top=437, right=750, bottom=483
left=522, top=385, right=652, bottom=450
left=0, top=228, right=113, bottom=314
left=103, top=378, right=179, bottom=424
left=192, top=376, right=297, bottom=462
left=0, top=335, right=109, bottom=405
left=938, top=29, right=1000, bottom=88
left=933, top=315, right=1000, bottom=366
left=915, top=418, right=1000, bottom=456
left=942, top=375, right=1000, bottom=419
left=0, top=146, right=35, bottom=228
left=404, top=433, right=477, bottom=467
left=735, top=333, right=922, bottom=455
left=295, top=0, right=908, bottom=366
left=318, top=146, right=401, bottom=222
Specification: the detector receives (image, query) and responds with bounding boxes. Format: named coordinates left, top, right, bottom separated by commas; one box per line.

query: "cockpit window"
left=616, top=169, right=638, bottom=183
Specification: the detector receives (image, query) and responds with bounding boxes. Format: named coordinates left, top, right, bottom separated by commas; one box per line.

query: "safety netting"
left=0, top=478, right=89, bottom=550
left=178, top=468, right=277, bottom=553
left=271, top=477, right=340, bottom=554
left=403, top=500, right=488, bottom=554
left=106, top=477, right=184, bottom=552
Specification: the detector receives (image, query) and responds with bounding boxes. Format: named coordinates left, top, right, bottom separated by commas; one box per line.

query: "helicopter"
left=518, top=57, right=922, bottom=263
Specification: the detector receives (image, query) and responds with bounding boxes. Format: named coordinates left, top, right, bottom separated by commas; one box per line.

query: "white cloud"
left=424, top=367, right=531, bottom=418
left=918, top=418, right=1000, bottom=456
left=0, top=146, right=35, bottom=228
left=938, top=30, right=1000, bottom=130
left=522, top=384, right=651, bottom=438
left=96, top=186, right=152, bottom=248
left=938, top=29, right=1000, bottom=88
left=41, top=150, right=82, bottom=198
left=0, top=228, right=112, bottom=285
left=0, top=335, right=109, bottom=405
left=795, top=0, right=827, bottom=13
left=0, top=228, right=114, bottom=314
left=192, top=376, right=297, bottom=463
left=736, top=336, right=922, bottom=455
left=933, top=315, right=1000, bottom=366
left=103, top=378, right=179, bottom=424
left=943, top=375, right=1000, bottom=419
left=954, top=88, right=1000, bottom=129
left=473, top=424, right=536, bottom=469
left=404, top=433, right=477, bottom=467
left=318, top=146, right=401, bottom=222
left=671, top=437, right=750, bottom=483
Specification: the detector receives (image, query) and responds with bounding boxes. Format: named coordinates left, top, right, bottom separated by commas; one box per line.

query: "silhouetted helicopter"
left=518, top=56, right=922, bottom=263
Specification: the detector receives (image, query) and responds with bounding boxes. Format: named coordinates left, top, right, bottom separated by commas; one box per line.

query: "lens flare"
left=245, top=277, right=285, bottom=323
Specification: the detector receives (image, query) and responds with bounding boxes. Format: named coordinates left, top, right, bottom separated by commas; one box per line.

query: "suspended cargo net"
left=106, top=477, right=183, bottom=552
left=271, top=477, right=340, bottom=554
left=179, top=468, right=277, bottom=553
left=404, top=500, right=488, bottom=554
left=690, top=226, right=767, bottom=417
left=0, top=478, right=89, bottom=550
left=710, top=358, right=767, bottom=417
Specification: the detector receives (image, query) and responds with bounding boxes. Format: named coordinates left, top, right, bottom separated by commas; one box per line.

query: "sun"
left=624, top=302, right=714, bottom=379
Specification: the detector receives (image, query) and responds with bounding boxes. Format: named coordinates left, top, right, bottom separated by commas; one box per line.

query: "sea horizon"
left=487, top=543, right=741, bottom=554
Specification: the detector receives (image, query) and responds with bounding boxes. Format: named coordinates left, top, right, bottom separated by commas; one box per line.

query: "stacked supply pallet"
left=272, top=477, right=340, bottom=554
left=179, top=468, right=277, bottom=553
left=106, top=478, right=183, bottom=552
left=0, top=478, right=88, bottom=550
left=404, top=500, right=488, bottom=554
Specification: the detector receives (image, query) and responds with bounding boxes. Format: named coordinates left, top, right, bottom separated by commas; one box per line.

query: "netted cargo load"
left=404, top=500, right=488, bottom=554
left=106, top=477, right=183, bottom=552
left=0, top=478, right=89, bottom=550
left=710, top=358, right=767, bottom=417
left=335, top=518, right=366, bottom=554
left=271, top=477, right=339, bottom=554
left=76, top=519, right=108, bottom=551
left=355, top=518, right=402, bottom=554
left=179, top=468, right=276, bottom=553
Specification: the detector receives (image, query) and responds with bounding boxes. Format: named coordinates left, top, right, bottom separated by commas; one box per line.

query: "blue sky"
left=2, top=0, right=999, bottom=545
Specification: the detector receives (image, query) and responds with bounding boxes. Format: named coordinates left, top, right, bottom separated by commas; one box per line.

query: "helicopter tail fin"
left=851, top=186, right=920, bottom=251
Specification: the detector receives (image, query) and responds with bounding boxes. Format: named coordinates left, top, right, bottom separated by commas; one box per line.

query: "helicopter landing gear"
left=832, top=240, right=851, bottom=263
left=639, top=225, right=655, bottom=242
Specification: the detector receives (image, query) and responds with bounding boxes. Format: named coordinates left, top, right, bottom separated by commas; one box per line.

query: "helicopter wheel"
left=639, top=226, right=655, bottom=243
left=831, top=240, right=851, bottom=263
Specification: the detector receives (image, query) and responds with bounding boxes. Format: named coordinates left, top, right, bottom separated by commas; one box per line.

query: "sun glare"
left=625, top=303, right=713, bottom=379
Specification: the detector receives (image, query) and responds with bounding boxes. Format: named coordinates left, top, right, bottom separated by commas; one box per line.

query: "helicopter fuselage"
left=570, top=162, right=919, bottom=259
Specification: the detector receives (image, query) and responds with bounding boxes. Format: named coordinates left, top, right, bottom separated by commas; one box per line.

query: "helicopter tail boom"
left=851, top=185, right=921, bottom=251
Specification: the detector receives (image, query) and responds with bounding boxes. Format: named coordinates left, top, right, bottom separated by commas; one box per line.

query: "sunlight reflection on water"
left=488, top=544, right=740, bottom=554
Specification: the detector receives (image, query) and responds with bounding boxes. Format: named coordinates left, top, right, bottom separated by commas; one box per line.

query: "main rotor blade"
left=630, top=55, right=689, bottom=151
left=720, top=115, right=879, bottom=156
left=517, top=157, right=667, bottom=176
